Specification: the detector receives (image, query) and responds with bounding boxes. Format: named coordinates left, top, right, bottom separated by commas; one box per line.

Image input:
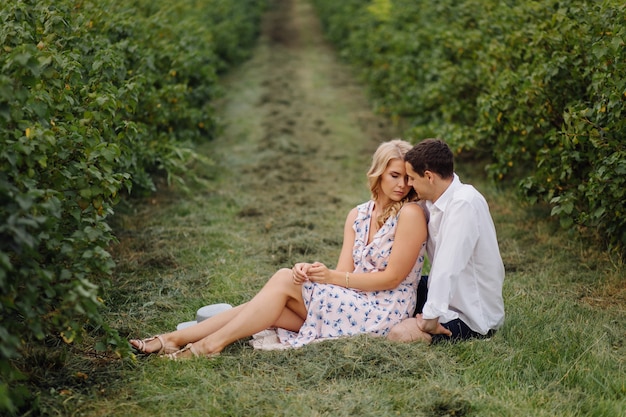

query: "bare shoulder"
left=345, top=206, right=359, bottom=223
left=397, top=202, right=427, bottom=228
left=399, top=202, right=426, bottom=218
left=397, top=203, right=427, bottom=243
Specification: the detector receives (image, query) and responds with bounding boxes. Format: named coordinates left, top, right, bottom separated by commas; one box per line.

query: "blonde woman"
left=131, top=139, right=428, bottom=358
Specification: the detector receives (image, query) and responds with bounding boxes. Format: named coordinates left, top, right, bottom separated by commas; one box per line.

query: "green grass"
left=29, top=0, right=625, bottom=415
left=94, top=112, right=624, bottom=414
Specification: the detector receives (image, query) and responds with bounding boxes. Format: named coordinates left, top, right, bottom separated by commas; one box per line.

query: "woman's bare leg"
left=272, top=305, right=305, bottom=332
left=166, top=297, right=305, bottom=347
left=185, top=268, right=306, bottom=355
left=131, top=268, right=306, bottom=353
left=168, top=304, right=248, bottom=346
left=130, top=303, right=247, bottom=353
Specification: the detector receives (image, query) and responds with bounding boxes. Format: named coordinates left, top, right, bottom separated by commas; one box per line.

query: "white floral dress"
left=275, top=200, right=425, bottom=348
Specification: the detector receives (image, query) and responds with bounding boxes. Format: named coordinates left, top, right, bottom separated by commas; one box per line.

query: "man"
left=388, top=138, right=505, bottom=343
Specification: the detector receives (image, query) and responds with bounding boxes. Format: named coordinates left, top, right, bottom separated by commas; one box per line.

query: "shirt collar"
left=426, top=173, right=460, bottom=213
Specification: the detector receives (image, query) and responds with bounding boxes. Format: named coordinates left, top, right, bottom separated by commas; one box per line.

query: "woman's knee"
left=268, top=268, right=292, bottom=285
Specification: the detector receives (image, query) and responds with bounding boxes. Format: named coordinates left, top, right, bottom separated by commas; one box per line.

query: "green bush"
left=312, top=0, right=626, bottom=252
left=0, top=0, right=265, bottom=413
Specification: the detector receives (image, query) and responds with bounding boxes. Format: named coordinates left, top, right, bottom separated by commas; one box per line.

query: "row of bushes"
left=0, top=0, right=265, bottom=412
left=312, top=0, right=626, bottom=253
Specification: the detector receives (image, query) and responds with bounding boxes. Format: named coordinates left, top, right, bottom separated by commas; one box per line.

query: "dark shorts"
left=415, top=275, right=496, bottom=344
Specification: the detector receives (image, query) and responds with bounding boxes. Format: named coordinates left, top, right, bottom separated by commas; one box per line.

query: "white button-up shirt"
left=421, top=174, right=505, bottom=334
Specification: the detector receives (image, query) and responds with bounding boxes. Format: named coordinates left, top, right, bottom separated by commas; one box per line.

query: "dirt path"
left=86, top=3, right=407, bottom=414
left=110, top=0, right=402, bottom=320
left=88, top=2, right=626, bottom=416
left=206, top=0, right=400, bottom=268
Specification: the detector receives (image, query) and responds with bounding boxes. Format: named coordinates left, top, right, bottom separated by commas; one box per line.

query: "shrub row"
left=312, top=0, right=626, bottom=252
left=0, top=0, right=265, bottom=412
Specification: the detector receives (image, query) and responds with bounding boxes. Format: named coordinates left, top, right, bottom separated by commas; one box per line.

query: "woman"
left=131, top=139, right=427, bottom=358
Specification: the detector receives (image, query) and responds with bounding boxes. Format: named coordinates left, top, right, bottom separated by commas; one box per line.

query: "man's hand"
left=415, top=314, right=452, bottom=337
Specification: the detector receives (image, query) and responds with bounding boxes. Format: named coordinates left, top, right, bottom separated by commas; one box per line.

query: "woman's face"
left=378, top=158, right=410, bottom=203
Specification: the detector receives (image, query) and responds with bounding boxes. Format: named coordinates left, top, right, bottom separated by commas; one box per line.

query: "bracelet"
left=345, top=272, right=350, bottom=288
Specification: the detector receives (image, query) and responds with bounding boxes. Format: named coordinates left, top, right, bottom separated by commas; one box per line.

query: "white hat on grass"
left=176, top=303, right=233, bottom=330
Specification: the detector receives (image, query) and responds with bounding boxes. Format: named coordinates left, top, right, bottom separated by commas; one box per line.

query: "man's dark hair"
left=405, top=138, right=454, bottom=179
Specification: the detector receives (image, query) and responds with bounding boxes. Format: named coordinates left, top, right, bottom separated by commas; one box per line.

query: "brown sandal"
left=130, top=335, right=179, bottom=355
left=165, top=343, right=220, bottom=360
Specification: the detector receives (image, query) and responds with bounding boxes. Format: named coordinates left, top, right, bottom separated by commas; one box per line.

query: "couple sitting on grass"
left=131, top=138, right=505, bottom=359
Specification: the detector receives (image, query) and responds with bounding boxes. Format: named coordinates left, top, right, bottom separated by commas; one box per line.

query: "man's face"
left=405, top=161, right=433, bottom=201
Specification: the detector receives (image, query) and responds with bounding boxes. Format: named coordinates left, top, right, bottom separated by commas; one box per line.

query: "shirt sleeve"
left=422, top=198, right=480, bottom=320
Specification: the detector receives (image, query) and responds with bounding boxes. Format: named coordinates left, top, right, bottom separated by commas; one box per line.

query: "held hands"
left=307, top=262, right=331, bottom=283
left=291, top=262, right=331, bottom=285
left=291, top=262, right=311, bottom=285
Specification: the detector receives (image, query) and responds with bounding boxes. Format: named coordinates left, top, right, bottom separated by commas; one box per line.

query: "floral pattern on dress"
left=276, top=200, right=426, bottom=347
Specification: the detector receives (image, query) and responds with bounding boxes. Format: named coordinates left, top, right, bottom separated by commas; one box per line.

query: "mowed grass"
left=53, top=5, right=626, bottom=417
left=81, top=150, right=625, bottom=417
left=85, top=138, right=625, bottom=416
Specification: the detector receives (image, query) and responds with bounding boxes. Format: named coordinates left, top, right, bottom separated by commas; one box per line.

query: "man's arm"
left=422, top=198, right=480, bottom=322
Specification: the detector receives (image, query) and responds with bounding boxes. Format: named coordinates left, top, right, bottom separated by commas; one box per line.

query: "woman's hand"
left=306, top=262, right=331, bottom=284
left=292, top=262, right=311, bottom=285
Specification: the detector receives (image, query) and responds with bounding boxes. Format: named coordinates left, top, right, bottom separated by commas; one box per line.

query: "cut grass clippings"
left=41, top=0, right=626, bottom=416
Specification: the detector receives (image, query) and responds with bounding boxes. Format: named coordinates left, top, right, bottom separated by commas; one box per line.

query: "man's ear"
left=424, top=170, right=435, bottom=182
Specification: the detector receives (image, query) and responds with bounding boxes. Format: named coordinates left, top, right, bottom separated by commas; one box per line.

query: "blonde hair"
left=367, top=139, right=417, bottom=228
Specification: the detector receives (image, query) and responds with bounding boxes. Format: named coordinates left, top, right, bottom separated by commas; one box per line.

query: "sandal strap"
left=132, top=335, right=167, bottom=354
left=165, top=343, right=220, bottom=360
left=154, top=335, right=166, bottom=354
left=134, top=337, right=152, bottom=353
left=166, top=343, right=197, bottom=360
